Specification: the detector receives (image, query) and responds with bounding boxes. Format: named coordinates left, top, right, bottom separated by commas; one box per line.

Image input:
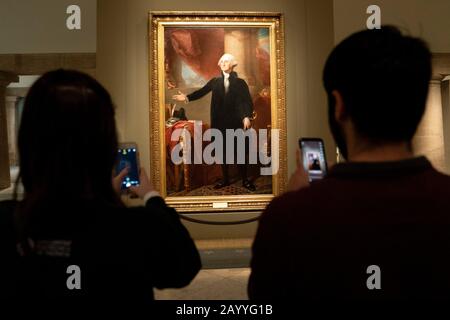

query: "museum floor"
left=155, top=238, right=252, bottom=300
left=155, top=268, right=250, bottom=300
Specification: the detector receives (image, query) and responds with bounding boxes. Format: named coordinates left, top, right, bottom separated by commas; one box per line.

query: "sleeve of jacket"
left=248, top=196, right=291, bottom=300
left=144, top=197, right=201, bottom=289
left=187, top=79, right=213, bottom=102
left=237, top=79, right=253, bottom=120
left=0, top=200, right=20, bottom=297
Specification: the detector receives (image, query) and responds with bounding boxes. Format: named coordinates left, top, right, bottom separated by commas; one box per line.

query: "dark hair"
left=15, top=69, right=122, bottom=241
left=323, top=26, right=431, bottom=143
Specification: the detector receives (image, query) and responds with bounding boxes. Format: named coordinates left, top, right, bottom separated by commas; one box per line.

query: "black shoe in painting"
left=243, top=180, right=256, bottom=191
left=214, top=180, right=230, bottom=189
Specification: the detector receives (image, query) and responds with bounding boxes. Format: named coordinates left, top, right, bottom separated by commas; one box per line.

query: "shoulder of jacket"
left=235, top=78, right=248, bottom=85
left=204, top=77, right=219, bottom=86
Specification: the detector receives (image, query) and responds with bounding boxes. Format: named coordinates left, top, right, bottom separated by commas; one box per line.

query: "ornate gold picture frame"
left=149, top=11, right=286, bottom=212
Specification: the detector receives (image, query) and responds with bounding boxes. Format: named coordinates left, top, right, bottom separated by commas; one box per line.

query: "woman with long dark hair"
left=0, top=69, right=201, bottom=300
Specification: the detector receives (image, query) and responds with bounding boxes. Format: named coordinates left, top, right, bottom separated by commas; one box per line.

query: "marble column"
left=413, top=77, right=446, bottom=172
left=0, top=71, right=19, bottom=190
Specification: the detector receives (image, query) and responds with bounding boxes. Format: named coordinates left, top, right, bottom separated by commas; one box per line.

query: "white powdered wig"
left=217, top=53, right=238, bottom=67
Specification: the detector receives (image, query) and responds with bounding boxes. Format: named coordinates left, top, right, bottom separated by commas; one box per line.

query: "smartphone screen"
left=116, top=145, right=140, bottom=189
left=299, top=138, right=328, bottom=182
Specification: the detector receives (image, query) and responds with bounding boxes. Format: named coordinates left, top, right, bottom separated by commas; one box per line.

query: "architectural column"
left=224, top=29, right=258, bottom=86
left=413, top=77, right=446, bottom=172
left=0, top=71, right=19, bottom=190
left=5, top=96, right=18, bottom=166
left=441, top=76, right=450, bottom=173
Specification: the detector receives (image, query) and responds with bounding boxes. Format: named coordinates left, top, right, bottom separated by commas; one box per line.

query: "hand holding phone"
left=287, top=148, right=310, bottom=192
left=113, top=166, right=130, bottom=195
left=129, top=168, right=155, bottom=199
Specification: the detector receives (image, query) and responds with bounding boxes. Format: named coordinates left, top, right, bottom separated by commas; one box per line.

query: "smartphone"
left=116, top=142, right=140, bottom=190
left=299, top=138, right=328, bottom=182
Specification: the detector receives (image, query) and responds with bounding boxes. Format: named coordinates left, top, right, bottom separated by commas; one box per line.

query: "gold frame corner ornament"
left=149, top=11, right=287, bottom=213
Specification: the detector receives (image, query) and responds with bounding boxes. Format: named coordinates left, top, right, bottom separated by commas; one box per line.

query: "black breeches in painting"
left=220, top=160, right=249, bottom=183
left=220, top=131, right=250, bottom=183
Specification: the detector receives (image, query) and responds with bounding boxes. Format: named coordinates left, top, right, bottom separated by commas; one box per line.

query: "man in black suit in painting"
left=173, top=53, right=255, bottom=191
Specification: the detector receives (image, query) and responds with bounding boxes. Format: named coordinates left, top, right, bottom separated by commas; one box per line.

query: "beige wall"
left=0, top=0, right=96, bottom=54
left=333, top=0, right=450, bottom=52
left=97, top=0, right=335, bottom=239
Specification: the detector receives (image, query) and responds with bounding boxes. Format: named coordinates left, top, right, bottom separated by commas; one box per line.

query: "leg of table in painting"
left=184, top=162, right=190, bottom=192
left=174, top=163, right=180, bottom=191
left=179, top=129, right=192, bottom=192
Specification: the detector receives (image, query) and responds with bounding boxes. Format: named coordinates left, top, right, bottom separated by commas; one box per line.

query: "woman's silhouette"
left=0, top=69, right=200, bottom=300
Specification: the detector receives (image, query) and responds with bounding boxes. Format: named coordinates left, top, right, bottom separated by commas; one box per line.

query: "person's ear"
left=331, top=90, right=346, bottom=122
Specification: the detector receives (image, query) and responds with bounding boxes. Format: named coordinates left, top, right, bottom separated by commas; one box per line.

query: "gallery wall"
left=96, top=0, right=335, bottom=238
left=333, top=0, right=450, bottom=53
left=0, top=0, right=96, bottom=54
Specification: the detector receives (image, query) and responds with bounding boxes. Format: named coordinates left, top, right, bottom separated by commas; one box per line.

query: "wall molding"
left=0, top=53, right=96, bottom=75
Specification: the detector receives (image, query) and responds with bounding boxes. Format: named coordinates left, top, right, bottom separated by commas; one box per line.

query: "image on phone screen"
left=116, top=147, right=140, bottom=189
left=300, top=139, right=327, bottom=182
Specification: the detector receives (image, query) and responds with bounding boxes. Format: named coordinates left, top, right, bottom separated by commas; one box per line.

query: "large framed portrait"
left=149, top=11, right=287, bottom=212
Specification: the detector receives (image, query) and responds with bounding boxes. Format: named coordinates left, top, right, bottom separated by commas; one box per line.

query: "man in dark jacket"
left=173, top=53, right=255, bottom=191
left=249, top=26, right=450, bottom=301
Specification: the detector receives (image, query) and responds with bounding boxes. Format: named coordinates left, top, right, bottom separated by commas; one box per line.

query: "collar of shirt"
left=327, top=156, right=431, bottom=179
left=223, top=71, right=230, bottom=79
